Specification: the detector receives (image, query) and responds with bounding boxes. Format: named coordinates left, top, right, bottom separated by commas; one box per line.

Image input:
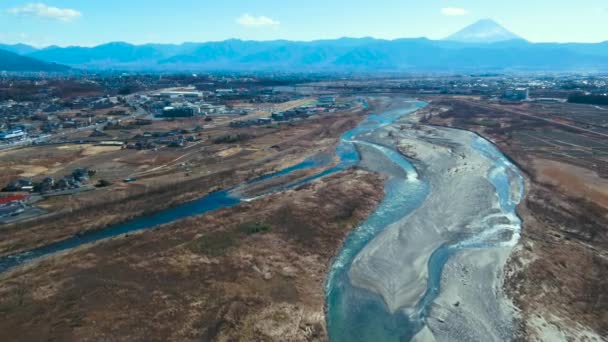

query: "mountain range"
left=0, top=49, right=70, bottom=72
left=1, top=20, right=607, bottom=73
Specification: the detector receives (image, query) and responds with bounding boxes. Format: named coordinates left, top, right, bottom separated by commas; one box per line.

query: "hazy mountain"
left=559, top=41, right=608, bottom=57
left=28, top=42, right=182, bottom=67
left=0, top=43, right=39, bottom=55
left=0, top=49, right=69, bottom=72
left=445, top=19, right=524, bottom=43
left=3, top=20, right=607, bottom=72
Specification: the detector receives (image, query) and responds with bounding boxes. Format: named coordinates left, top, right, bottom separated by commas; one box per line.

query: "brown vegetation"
left=0, top=170, right=383, bottom=341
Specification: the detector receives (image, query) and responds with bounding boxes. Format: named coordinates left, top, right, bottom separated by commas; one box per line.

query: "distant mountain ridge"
left=0, top=49, right=70, bottom=72
left=0, top=43, right=39, bottom=55
left=1, top=20, right=607, bottom=73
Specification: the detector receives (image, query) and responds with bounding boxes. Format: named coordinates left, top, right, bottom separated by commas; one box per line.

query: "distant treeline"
left=568, top=93, right=608, bottom=106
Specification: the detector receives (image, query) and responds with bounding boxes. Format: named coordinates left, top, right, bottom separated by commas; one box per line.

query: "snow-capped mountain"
left=446, top=19, right=524, bottom=43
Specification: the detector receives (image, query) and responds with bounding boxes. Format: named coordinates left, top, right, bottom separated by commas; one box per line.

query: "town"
left=0, top=73, right=364, bottom=222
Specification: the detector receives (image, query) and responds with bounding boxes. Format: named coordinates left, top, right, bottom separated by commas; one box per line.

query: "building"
left=98, top=141, right=125, bottom=146
left=533, top=98, right=565, bottom=103
left=272, top=109, right=310, bottom=122
left=0, top=203, right=25, bottom=218
left=271, top=113, right=285, bottom=121
left=0, top=194, right=28, bottom=206
left=199, top=104, right=226, bottom=115
left=318, top=96, right=336, bottom=105
left=158, top=91, right=203, bottom=99
left=3, top=179, right=33, bottom=192
left=161, top=105, right=200, bottom=118
left=216, top=89, right=234, bottom=96
left=229, top=117, right=273, bottom=128
left=0, top=129, right=26, bottom=143
left=39, top=177, right=54, bottom=193
left=504, top=88, right=529, bottom=101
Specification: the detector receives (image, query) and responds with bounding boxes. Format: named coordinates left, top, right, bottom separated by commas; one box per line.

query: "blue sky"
left=0, top=0, right=607, bottom=46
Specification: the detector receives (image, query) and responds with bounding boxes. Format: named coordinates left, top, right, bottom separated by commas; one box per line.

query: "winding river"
left=0, top=99, right=524, bottom=341
left=325, top=102, right=524, bottom=341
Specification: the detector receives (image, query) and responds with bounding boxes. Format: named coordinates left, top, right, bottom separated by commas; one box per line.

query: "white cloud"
left=8, top=3, right=81, bottom=22
left=236, top=14, right=280, bottom=28
left=441, top=7, right=469, bottom=16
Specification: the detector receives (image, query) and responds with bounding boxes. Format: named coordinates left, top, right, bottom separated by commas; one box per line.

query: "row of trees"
left=568, top=93, right=608, bottom=106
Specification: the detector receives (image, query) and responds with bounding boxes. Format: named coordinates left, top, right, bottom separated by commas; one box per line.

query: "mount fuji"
left=446, top=19, right=525, bottom=43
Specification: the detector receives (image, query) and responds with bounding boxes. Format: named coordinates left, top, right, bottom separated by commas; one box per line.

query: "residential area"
left=0, top=74, right=358, bottom=224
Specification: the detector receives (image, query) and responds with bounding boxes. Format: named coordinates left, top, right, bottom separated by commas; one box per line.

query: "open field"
left=524, top=102, right=608, bottom=134
left=0, top=145, right=85, bottom=185
left=424, top=97, right=608, bottom=340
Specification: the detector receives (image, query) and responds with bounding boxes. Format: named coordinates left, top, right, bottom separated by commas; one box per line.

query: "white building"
left=0, top=129, right=26, bottom=142
left=504, top=87, right=529, bottom=101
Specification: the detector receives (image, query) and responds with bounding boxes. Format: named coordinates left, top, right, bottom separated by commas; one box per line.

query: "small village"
left=0, top=75, right=357, bottom=223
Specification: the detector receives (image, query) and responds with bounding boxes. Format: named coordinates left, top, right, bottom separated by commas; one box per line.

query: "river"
left=325, top=102, right=524, bottom=341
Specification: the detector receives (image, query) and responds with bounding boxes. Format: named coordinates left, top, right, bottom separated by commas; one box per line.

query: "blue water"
left=0, top=191, right=241, bottom=272
left=246, top=159, right=319, bottom=184
left=0, top=100, right=423, bottom=274
left=326, top=174, right=430, bottom=341
left=325, top=108, right=431, bottom=342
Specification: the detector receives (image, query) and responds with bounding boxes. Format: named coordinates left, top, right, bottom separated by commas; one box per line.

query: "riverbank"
left=424, top=97, right=608, bottom=341
left=347, top=117, right=521, bottom=340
